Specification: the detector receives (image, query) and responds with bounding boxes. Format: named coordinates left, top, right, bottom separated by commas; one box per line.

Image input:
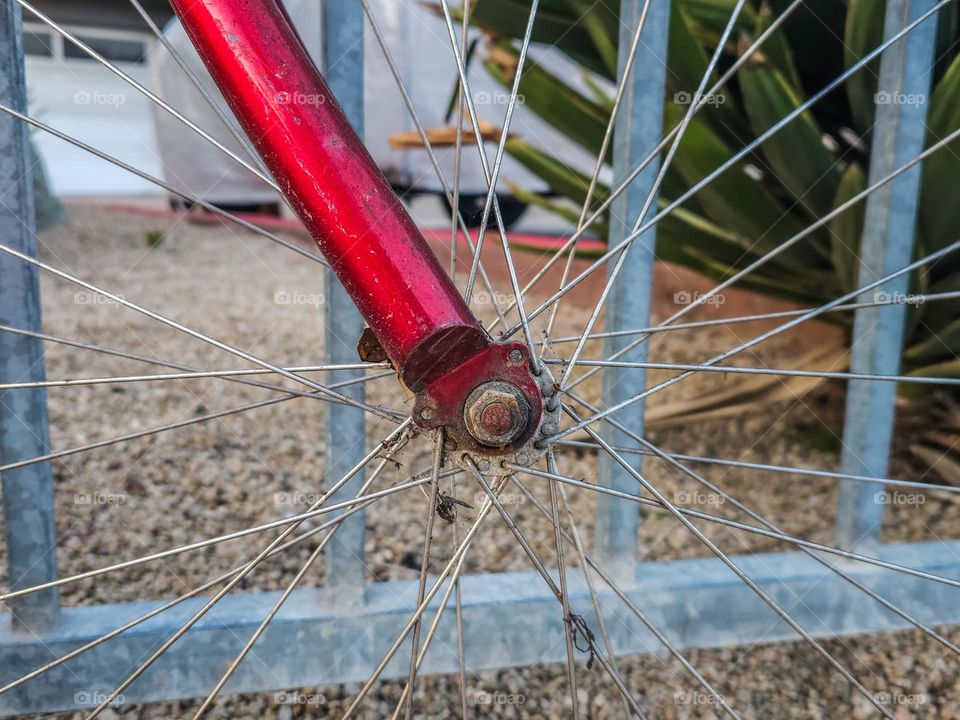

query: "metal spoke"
left=0, top=498, right=355, bottom=695
left=565, top=390, right=960, bottom=658
left=391, top=468, right=558, bottom=720
left=512, top=462, right=960, bottom=592
left=558, top=122, right=960, bottom=399
left=558, top=0, right=749, bottom=392
left=546, top=453, right=581, bottom=720
left=0, top=461, right=447, bottom=696
left=551, top=403, right=960, bottom=593
left=190, top=439, right=431, bottom=719
left=450, top=0, right=536, bottom=304
left=387, top=458, right=618, bottom=720
left=507, top=0, right=953, bottom=340
left=17, top=0, right=278, bottom=190
left=510, top=475, right=739, bottom=720
left=560, top=407, right=896, bottom=719
left=389, top=470, right=479, bottom=719
left=0, top=324, right=228, bottom=371
left=81, top=422, right=412, bottom=718
left=401, top=432, right=444, bottom=720
left=340, top=479, right=506, bottom=719
left=0, top=103, right=329, bottom=267
left=436, top=0, right=542, bottom=367
left=544, top=357, right=960, bottom=387
left=467, top=461, right=651, bottom=719
left=0, top=372, right=398, bottom=475
left=542, top=0, right=654, bottom=347
left=190, top=532, right=340, bottom=718
left=0, top=240, right=401, bottom=421
left=549, top=451, right=631, bottom=720
left=0, top=363, right=391, bottom=391
left=450, top=464, right=469, bottom=718
left=448, top=0, right=472, bottom=286
left=548, top=290, right=960, bottom=345
left=360, top=0, right=508, bottom=327
left=0, top=475, right=433, bottom=602
left=126, top=0, right=267, bottom=174
left=0, top=324, right=395, bottom=424
left=485, top=0, right=808, bottom=334
left=554, top=439, right=960, bottom=496
left=389, top=543, right=474, bottom=718
left=553, top=236, right=960, bottom=442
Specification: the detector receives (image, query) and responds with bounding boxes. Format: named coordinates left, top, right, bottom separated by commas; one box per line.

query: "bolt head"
left=508, top=348, right=524, bottom=364
left=463, top=381, right=530, bottom=447
left=479, top=402, right=514, bottom=436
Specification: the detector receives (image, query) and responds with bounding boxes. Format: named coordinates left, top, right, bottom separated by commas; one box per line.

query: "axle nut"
left=463, top=381, right=530, bottom=447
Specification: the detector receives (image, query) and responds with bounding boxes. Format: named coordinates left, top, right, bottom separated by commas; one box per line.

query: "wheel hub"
left=411, top=341, right=558, bottom=476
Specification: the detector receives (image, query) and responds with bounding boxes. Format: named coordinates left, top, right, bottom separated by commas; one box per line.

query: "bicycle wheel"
left=2, top=0, right=960, bottom=718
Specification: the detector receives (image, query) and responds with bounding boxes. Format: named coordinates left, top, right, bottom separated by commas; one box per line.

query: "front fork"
left=170, top=0, right=554, bottom=466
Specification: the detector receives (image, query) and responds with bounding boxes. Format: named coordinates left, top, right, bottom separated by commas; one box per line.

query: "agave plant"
left=452, top=0, right=960, bottom=378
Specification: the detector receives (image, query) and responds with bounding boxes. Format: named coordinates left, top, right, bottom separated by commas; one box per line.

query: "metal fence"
left=1, top=0, right=959, bottom=715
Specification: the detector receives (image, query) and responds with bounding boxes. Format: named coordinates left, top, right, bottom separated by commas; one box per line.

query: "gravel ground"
left=6, top=204, right=959, bottom=718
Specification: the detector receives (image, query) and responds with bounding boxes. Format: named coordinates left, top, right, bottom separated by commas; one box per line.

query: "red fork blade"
left=169, top=0, right=487, bottom=391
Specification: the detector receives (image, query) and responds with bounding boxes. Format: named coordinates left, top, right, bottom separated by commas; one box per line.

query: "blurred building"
left=23, top=0, right=602, bottom=216
left=23, top=1, right=172, bottom=196
left=151, top=1, right=601, bottom=223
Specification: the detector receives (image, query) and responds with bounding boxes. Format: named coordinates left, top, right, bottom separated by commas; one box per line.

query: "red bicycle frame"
left=169, top=0, right=548, bottom=455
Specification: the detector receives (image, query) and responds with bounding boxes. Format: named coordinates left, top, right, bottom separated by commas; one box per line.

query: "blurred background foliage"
left=451, top=0, right=960, bottom=379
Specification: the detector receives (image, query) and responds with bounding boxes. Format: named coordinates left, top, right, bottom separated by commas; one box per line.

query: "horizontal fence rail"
left=3, top=543, right=960, bottom=715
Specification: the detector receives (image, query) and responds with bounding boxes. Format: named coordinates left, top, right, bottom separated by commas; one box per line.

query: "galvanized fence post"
left=322, top=0, right=368, bottom=601
left=0, top=1, right=60, bottom=630
left=836, top=0, right=939, bottom=552
left=595, top=0, right=670, bottom=574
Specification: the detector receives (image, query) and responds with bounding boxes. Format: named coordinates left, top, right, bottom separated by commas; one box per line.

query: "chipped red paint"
left=168, top=0, right=486, bottom=391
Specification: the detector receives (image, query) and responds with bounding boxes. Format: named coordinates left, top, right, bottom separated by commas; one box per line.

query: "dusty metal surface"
left=0, top=0, right=59, bottom=632
left=836, top=0, right=940, bottom=552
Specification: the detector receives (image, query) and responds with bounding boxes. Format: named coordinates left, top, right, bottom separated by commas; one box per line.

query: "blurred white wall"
left=24, top=22, right=162, bottom=196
